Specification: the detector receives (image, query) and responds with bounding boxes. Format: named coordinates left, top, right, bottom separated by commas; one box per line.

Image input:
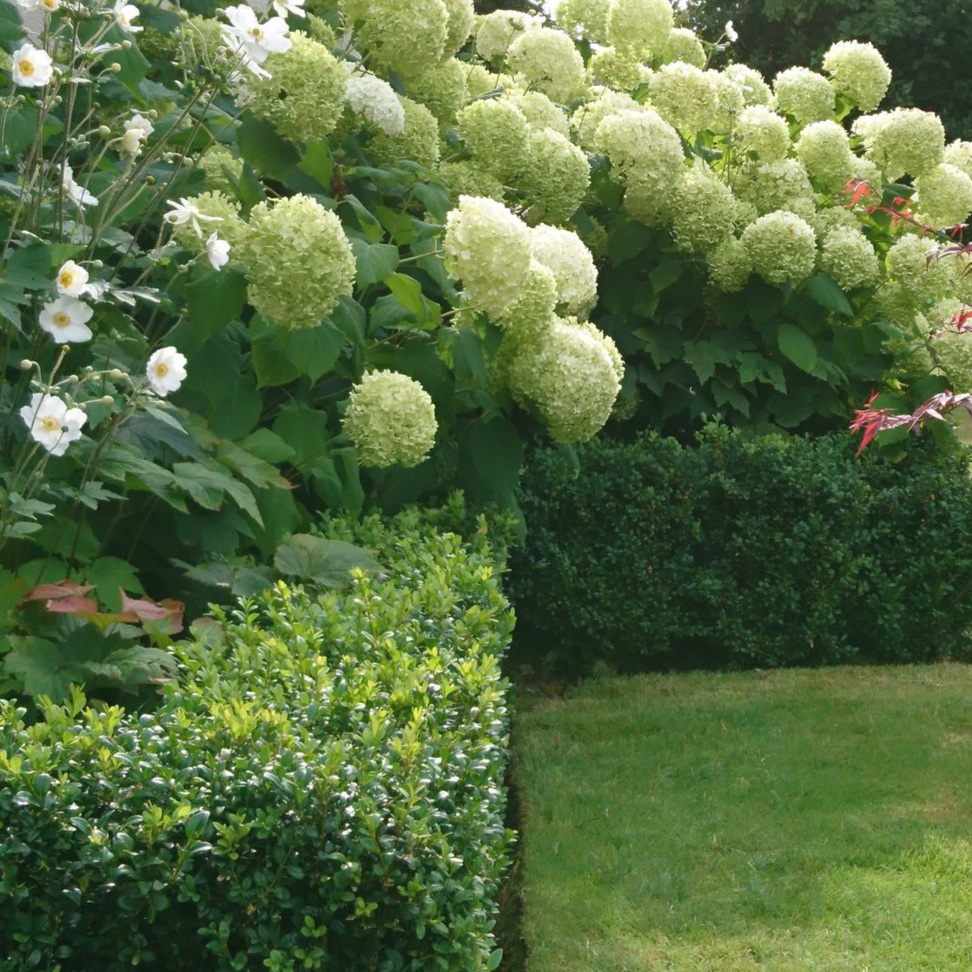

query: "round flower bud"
left=660, top=27, right=705, bottom=69
left=671, top=165, right=737, bottom=254
left=443, top=195, right=533, bottom=317
left=649, top=62, right=720, bottom=135
left=740, top=210, right=817, bottom=286
left=343, top=370, right=438, bottom=468
left=457, top=97, right=530, bottom=182
left=508, top=317, right=622, bottom=443
left=773, top=67, right=835, bottom=124
left=518, top=127, right=591, bottom=225
left=862, top=107, right=945, bottom=181
left=822, top=40, right=891, bottom=113
left=508, top=26, right=587, bottom=105
left=723, top=64, right=773, bottom=106
left=476, top=9, right=535, bottom=61
left=558, top=0, right=611, bottom=44
left=240, top=194, right=356, bottom=330
left=708, top=237, right=752, bottom=292
left=736, top=105, right=791, bottom=161
left=243, top=32, right=346, bottom=144
left=350, top=0, right=448, bottom=80
left=795, top=120, right=855, bottom=192
left=819, top=227, right=880, bottom=290
left=367, top=96, right=441, bottom=168
left=607, top=0, right=673, bottom=59
left=529, top=224, right=599, bottom=316
left=913, top=163, right=972, bottom=230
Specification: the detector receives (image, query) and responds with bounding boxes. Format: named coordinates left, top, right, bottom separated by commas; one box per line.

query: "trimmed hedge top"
left=0, top=510, right=514, bottom=972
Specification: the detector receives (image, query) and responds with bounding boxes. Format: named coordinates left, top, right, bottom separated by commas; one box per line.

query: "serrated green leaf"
left=350, top=238, right=400, bottom=289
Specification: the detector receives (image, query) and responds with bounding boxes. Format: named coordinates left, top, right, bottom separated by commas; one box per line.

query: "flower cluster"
left=773, top=67, right=835, bottom=125
left=367, top=97, right=441, bottom=168
left=795, top=120, right=855, bottom=192
left=913, top=164, right=972, bottom=229
left=649, top=63, right=719, bottom=136
left=456, top=99, right=530, bottom=183
left=529, top=224, right=599, bottom=316
left=857, top=107, right=945, bottom=181
left=20, top=394, right=86, bottom=457
left=671, top=165, right=737, bottom=254
left=606, top=0, right=673, bottom=59
left=819, top=228, right=880, bottom=290
left=475, top=9, right=537, bottom=61
left=822, top=40, right=891, bottom=113
left=349, top=0, right=448, bottom=80
left=519, top=128, right=590, bottom=226
left=507, top=27, right=587, bottom=105
left=662, top=28, right=705, bottom=69
left=736, top=106, right=791, bottom=162
left=342, top=70, right=405, bottom=136
left=740, top=210, right=817, bottom=285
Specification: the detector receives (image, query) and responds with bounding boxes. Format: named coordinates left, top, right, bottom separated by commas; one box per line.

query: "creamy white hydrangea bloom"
left=571, top=89, right=643, bottom=151
left=606, top=0, right=673, bottom=59
left=594, top=107, right=683, bottom=181
left=443, top=195, right=533, bottom=317
left=342, top=71, right=405, bottom=136
left=913, top=163, right=972, bottom=229
left=11, top=44, right=53, bottom=88
left=343, top=370, right=437, bottom=468
left=736, top=105, right=790, bottom=161
left=62, top=164, right=98, bottom=209
left=662, top=27, right=705, bottom=69
left=558, top=0, right=611, bottom=44
left=114, top=0, right=143, bottom=33
left=773, top=67, right=835, bottom=124
left=671, top=165, right=737, bottom=254
left=55, top=260, right=89, bottom=297
left=708, top=237, right=752, bottom=292
left=457, top=97, right=530, bottom=182
left=859, top=107, right=945, bottom=181
left=822, top=40, right=891, bottom=113
left=740, top=210, right=817, bottom=285
left=206, top=232, right=230, bottom=270
left=506, top=89, right=569, bottom=136
left=529, top=224, right=598, bottom=316
left=20, top=393, right=86, bottom=457
left=475, top=9, right=537, bottom=60
left=39, top=296, right=94, bottom=343
left=649, top=62, right=720, bottom=135
left=795, top=120, right=855, bottom=191
left=820, top=228, right=880, bottom=290
left=146, top=347, right=188, bottom=397
left=735, top=158, right=815, bottom=218
left=723, top=64, right=773, bottom=106
left=507, top=26, right=586, bottom=104
left=494, top=260, right=558, bottom=338
left=944, top=140, right=972, bottom=180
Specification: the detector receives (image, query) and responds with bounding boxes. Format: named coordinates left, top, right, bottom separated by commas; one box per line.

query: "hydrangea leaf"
left=777, top=323, right=819, bottom=373
left=273, top=534, right=382, bottom=587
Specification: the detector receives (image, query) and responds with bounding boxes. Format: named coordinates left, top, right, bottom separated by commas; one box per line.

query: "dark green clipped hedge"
left=509, top=429, right=972, bottom=673
left=0, top=509, right=514, bottom=972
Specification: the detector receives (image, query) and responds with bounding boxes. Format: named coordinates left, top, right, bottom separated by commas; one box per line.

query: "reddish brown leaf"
left=22, top=580, right=95, bottom=603
left=119, top=590, right=185, bottom=633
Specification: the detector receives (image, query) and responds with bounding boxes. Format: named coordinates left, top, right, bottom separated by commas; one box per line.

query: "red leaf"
left=22, top=580, right=95, bottom=603
left=43, top=595, right=101, bottom=614
left=119, top=590, right=185, bottom=633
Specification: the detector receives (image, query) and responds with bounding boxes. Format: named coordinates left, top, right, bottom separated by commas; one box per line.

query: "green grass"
left=515, top=664, right=972, bottom=971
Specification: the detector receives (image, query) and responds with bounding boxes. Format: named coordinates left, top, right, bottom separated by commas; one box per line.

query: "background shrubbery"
left=0, top=508, right=513, bottom=972
left=509, top=429, right=972, bottom=674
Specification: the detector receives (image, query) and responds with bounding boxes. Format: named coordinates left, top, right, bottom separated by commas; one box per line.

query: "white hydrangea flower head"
left=820, top=227, right=880, bottom=290
left=367, top=96, right=440, bottom=168
left=441, top=0, right=475, bottom=55
left=343, top=70, right=405, bottom=136
left=944, top=140, right=972, bottom=180
left=773, top=67, right=835, bottom=125
left=529, top=224, right=598, bottom=317
left=809, top=204, right=860, bottom=239
left=506, top=89, right=569, bottom=136
left=346, top=0, right=448, bottom=80
left=710, top=70, right=747, bottom=133
left=244, top=32, right=346, bottom=143
left=734, top=158, right=815, bottom=218
left=508, top=26, right=587, bottom=105
left=343, top=370, right=438, bottom=468
left=913, top=163, right=972, bottom=229
left=39, top=296, right=94, bottom=343
left=146, top=347, right=188, bottom=397
left=558, top=0, right=611, bottom=43
left=661, top=27, right=705, bottom=69
left=572, top=89, right=641, bottom=150
left=736, top=105, right=791, bottom=161
left=465, top=62, right=501, bottom=100
left=587, top=47, right=652, bottom=91
left=494, top=259, right=559, bottom=339
left=649, top=61, right=720, bottom=135
left=11, top=44, right=53, bottom=88
left=438, top=160, right=506, bottom=203
left=20, top=393, right=86, bottom=457
left=708, top=237, right=752, bottom=292
left=519, top=127, right=591, bottom=226
left=607, top=0, right=673, bottom=60
left=507, top=317, right=621, bottom=443
left=885, top=234, right=955, bottom=299
left=55, top=260, right=89, bottom=297
left=822, top=40, right=891, bottom=113
left=740, top=210, right=817, bottom=286
left=444, top=195, right=534, bottom=318
left=594, top=107, right=683, bottom=182
left=671, top=165, right=737, bottom=254
left=475, top=9, right=537, bottom=61
left=407, top=57, right=469, bottom=130
left=723, top=64, right=773, bottom=106
left=240, top=194, right=356, bottom=330
left=795, top=120, right=855, bottom=192
left=860, top=107, right=945, bottom=181
left=457, top=98, right=530, bottom=182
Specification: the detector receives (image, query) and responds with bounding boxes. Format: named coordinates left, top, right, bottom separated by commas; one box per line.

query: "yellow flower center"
left=52, top=311, right=70, bottom=328
left=248, top=26, right=265, bottom=41
left=18, top=59, right=35, bottom=77
left=39, top=414, right=61, bottom=434
left=154, top=362, right=169, bottom=378
left=58, top=271, right=74, bottom=289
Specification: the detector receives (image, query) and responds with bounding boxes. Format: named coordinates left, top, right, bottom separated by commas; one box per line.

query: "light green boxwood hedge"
left=0, top=510, right=513, bottom=972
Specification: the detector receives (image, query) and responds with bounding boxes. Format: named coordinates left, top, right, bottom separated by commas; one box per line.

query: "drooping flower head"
left=114, top=0, right=142, bottom=33
left=206, top=233, right=231, bottom=271
left=822, top=40, right=891, bottom=113
left=146, top=347, right=188, bottom=397
left=20, top=393, right=86, bottom=456
left=740, top=210, right=817, bottom=286
left=62, top=165, right=98, bottom=209
left=39, top=296, right=94, bottom=343
left=121, top=113, right=154, bottom=156
left=343, top=370, right=438, bottom=468
left=773, top=67, right=835, bottom=125
left=441, top=0, right=475, bottom=56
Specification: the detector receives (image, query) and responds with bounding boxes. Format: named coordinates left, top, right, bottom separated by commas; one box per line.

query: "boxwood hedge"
left=0, top=509, right=513, bottom=972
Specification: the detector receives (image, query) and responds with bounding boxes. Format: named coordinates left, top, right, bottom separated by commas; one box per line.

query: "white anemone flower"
left=39, top=296, right=94, bottom=343
left=206, top=232, right=230, bottom=271
left=20, top=393, right=87, bottom=457
left=11, top=44, right=54, bottom=88
left=114, top=0, right=143, bottom=33
left=55, top=260, right=89, bottom=297
left=146, top=347, right=188, bottom=397
left=221, top=5, right=291, bottom=76
left=121, top=113, right=154, bottom=155
left=62, top=164, right=98, bottom=208
left=164, top=197, right=223, bottom=237
left=725, top=20, right=738, bottom=42
left=271, top=0, right=305, bottom=17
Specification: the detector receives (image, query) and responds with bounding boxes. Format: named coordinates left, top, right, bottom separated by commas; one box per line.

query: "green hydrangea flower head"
left=559, top=0, right=611, bottom=43
left=595, top=107, right=683, bottom=182
left=572, top=89, right=643, bottom=150
left=465, top=63, right=501, bottom=99
left=740, top=210, right=817, bottom=285
left=927, top=300, right=972, bottom=390
left=858, top=107, right=945, bottom=181
left=347, top=0, right=448, bottom=80
left=944, top=140, right=972, bottom=180
left=171, top=191, right=245, bottom=251
left=343, top=370, right=438, bottom=468
left=736, top=105, right=791, bottom=161
left=661, top=27, right=705, bottom=68
left=195, top=145, right=245, bottom=198
left=711, top=70, right=747, bottom=133
left=519, top=127, right=591, bottom=225
left=671, top=165, right=737, bottom=254
left=773, top=67, right=835, bottom=124
left=508, top=26, right=587, bottom=104
left=529, top=224, right=599, bottom=317
left=708, top=237, right=752, bottom=292
left=443, top=195, right=533, bottom=316
left=242, top=32, right=346, bottom=144
left=240, top=194, right=356, bottom=330
left=476, top=9, right=537, bottom=61
left=508, top=317, right=622, bottom=443
left=367, top=97, right=441, bottom=168
left=822, top=40, right=891, bottom=113
left=885, top=234, right=955, bottom=299
left=438, top=160, right=506, bottom=203
left=723, top=64, right=773, bottom=106
left=342, top=69, right=406, bottom=136
left=607, top=0, right=674, bottom=59
left=304, top=13, right=337, bottom=47
left=735, top=158, right=815, bottom=218
left=809, top=204, right=860, bottom=239
left=587, top=47, right=651, bottom=92
left=507, top=89, right=570, bottom=136
left=457, top=97, right=530, bottom=182
left=407, top=57, right=469, bottom=131
left=795, top=120, right=855, bottom=192
left=649, top=62, right=720, bottom=135
left=493, top=259, right=558, bottom=339
left=442, top=0, right=475, bottom=56
left=913, top=163, right=972, bottom=229
left=820, top=227, right=880, bottom=290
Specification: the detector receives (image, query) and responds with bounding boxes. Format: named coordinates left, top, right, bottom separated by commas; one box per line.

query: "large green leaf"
left=350, top=239, right=400, bottom=289
left=186, top=267, right=248, bottom=346
left=273, top=534, right=382, bottom=587
left=458, top=418, right=524, bottom=506
left=777, top=323, right=818, bottom=373
left=237, top=113, right=299, bottom=180
left=807, top=273, right=854, bottom=318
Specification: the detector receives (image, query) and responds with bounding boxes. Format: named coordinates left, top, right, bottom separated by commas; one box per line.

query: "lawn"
left=514, top=664, right=972, bottom=971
